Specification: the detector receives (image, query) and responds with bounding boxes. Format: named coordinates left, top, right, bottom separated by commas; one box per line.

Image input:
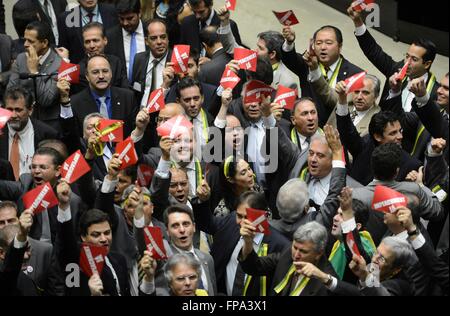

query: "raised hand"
left=107, top=153, right=122, bottom=181
left=324, top=124, right=343, bottom=158
left=431, top=138, right=447, bottom=155
left=88, top=274, right=104, bottom=296
left=335, top=81, right=348, bottom=104
left=140, top=250, right=157, bottom=281
left=17, top=209, right=34, bottom=242
left=347, top=5, right=364, bottom=27
left=26, top=45, right=39, bottom=74
left=57, top=78, right=71, bottom=103
left=196, top=179, right=211, bottom=202
left=409, top=78, right=427, bottom=98
left=282, top=26, right=296, bottom=44
left=160, top=136, right=174, bottom=161
left=56, top=179, right=72, bottom=210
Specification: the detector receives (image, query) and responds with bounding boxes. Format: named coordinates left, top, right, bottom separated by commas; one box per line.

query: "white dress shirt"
left=8, top=119, right=35, bottom=177
left=247, top=120, right=267, bottom=187
left=308, top=161, right=346, bottom=206
left=122, top=21, right=146, bottom=74
left=38, top=0, right=59, bottom=45
left=192, top=114, right=208, bottom=156
left=141, top=53, right=168, bottom=106
left=80, top=5, right=103, bottom=27
left=352, top=108, right=370, bottom=127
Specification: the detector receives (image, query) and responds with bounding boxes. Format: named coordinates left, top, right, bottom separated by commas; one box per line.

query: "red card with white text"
left=146, top=88, right=165, bottom=114
left=225, top=0, right=237, bottom=11
left=396, top=62, right=410, bottom=81
left=371, top=186, right=408, bottom=214
left=22, top=182, right=58, bottom=215
left=137, top=164, right=155, bottom=187
left=274, top=85, right=298, bottom=111
left=351, top=0, right=375, bottom=12
left=0, top=108, right=12, bottom=130
left=234, top=48, right=258, bottom=72
left=143, top=226, right=167, bottom=260
left=171, top=45, right=190, bottom=74
left=272, top=10, right=299, bottom=26
left=58, top=60, right=81, bottom=84
left=61, top=150, right=91, bottom=184
left=220, top=66, right=241, bottom=90
left=346, top=233, right=361, bottom=257
left=345, top=72, right=367, bottom=94
left=156, top=115, right=193, bottom=139
left=116, top=137, right=138, bottom=170
left=79, top=243, right=108, bottom=277
left=246, top=208, right=270, bottom=235
left=97, top=119, right=124, bottom=143
left=243, top=80, right=275, bottom=104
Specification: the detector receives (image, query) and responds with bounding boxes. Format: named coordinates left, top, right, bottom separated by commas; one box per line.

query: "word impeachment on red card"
left=372, top=186, right=408, bottom=214
left=246, top=208, right=270, bottom=235
left=274, top=85, right=298, bottom=111
left=345, top=72, right=367, bottom=94
left=234, top=48, right=258, bottom=72
left=116, top=137, right=138, bottom=170
left=58, top=60, right=81, bottom=84
left=171, top=45, right=190, bottom=74
left=272, top=10, right=299, bottom=26
left=61, top=150, right=91, bottom=184
left=22, top=182, right=58, bottom=215
left=220, top=66, right=241, bottom=90
left=79, top=243, right=108, bottom=277
left=243, top=80, right=274, bottom=104
left=146, top=88, right=165, bottom=114
left=143, top=226, right=167, bottom=260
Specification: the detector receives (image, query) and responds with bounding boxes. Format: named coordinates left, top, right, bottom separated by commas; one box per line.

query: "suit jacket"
left=240, top=247, right=337, bottom=296
left=281, top=46, right=364, bottom=126
left=198, top=48, right=232, bottom=88
left=71, top=54, right=129, bottom=95
left=25, top=0, right=68, bottom=43
left=352, top=180, right=444, bottom=245
left=336, top=112, right=423, bottom=185
left=71, top=87, right=139, bottom=139
left=180, top=11, right=243, bottom=54
left=193, top=202, right=290, bottom=296
left=7, top=49, right=62, bottom=124
left=272, top=60, right=298, bottom=91
left=0, top=34, right=15, bottom=101
left=0, top=0, right=4, bottom=34
left=57, top=3, right=118, bottom=64
left=0, top=118, right=59, bottom=161
left=0, top=158, right=14, bottom=181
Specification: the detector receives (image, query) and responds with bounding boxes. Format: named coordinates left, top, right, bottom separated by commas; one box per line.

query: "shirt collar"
left=91, top=88, right=112, bottom=101
left=81, top=5, right=99, bottom=18
left=313, top=170, right=332, bottom=185
left=204, top=9, right=215, bottom=26
left=327, top=57, right=341, bottom=73
left=172, top=244, right=195, bottom=255
left=184, top=159, right=196, bottom=171
left=39, top=48, right=51, bottom=66
left=394, top=230, right=409, bottom=241
left=8, top=118, right=32, bottom=137
left=123, top=20, right=144, bottom=37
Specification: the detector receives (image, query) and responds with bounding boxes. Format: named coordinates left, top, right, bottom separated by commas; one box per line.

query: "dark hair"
left=237, top=191, right=269, bottom=212
left=119, top=165, right=138, bottom=183
left=33, top=147, right=64, bottom=167
left=371, top=143, right=403, bottom=181
left=25, top=21, right=55, bottom=46
left=313, top=25, right=343, bottom=46
left=352, top=199, right=370, bottom=230
left=38, top=139, right=69, bottom=161
left=12, top=1, right=41, bottom=38
left=257, top=31, right=284, bottom=62
left=190, top=48, right=200, bottom=66
left=82, top=22, right=106, bottom=38
left=369, top=111, right=400, bottom=144
left=219, top=156, right=252, bottom=211
left=79, top=209, right=111, bottom=237
left=0, top=201, right=18, bottom=214
left=246, top=55, right=273, bottom=85
left=176, top=77, right=203, bottom=99
left=116, top=0, right=141, bottom=15
left=189, top=0, right=213, bottom=7
left=292, top=97, right=316, bottom=114
left=412, top=38, right=437, bottom=64
left=163, top=204, right=195, bottom=227
left=200, top=26, right=221, bottom=48
left=3, top=86, right=34, bottom=109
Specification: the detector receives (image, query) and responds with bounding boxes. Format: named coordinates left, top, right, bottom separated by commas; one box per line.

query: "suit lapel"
left=110, top=88, right=122, bottom=120
left=0, top=128, right=9, bottom=160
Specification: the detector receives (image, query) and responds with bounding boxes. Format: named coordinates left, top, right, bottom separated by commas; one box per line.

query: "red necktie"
left=10, top=133, right=20, bottom=180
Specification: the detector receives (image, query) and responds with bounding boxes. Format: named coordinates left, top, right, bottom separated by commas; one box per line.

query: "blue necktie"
left=129, top=32, right=137, bottom=82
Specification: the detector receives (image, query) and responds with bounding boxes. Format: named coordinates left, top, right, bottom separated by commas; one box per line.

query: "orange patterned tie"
left=10, top=133, right=20, bottom=180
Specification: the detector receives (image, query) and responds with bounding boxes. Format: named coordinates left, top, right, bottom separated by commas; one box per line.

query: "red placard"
left=246, top=208, right=270, bottom=235
left=58, top=60, right=81, bottom=84
left=97, top=119, right=124, bottom=143
left=116, top=137, right=138, bottom=170
left=146, top=88, right=165, bottom=114
left=272, top=10, right=300, bottom=26
left=345, top=72, right=367, bottom=94
left=156, top=115, right=193, bottom=139
left=234, top=48, right=258, bottom=72
left=396, top=61, right=410, bottom=81
left=0, top=108, right=13, bottom=130
left=171, top=45, right=190, bottom=74
left=61, top=150, right=91, bottom=184
left=243, top=80, right=275, bottom=104
left=274, top=85, right=298, bottom=111
left=143, top=226, right=167, bottom=260
left=225, top=0, right=237, bottom=11
left=346, top=233, right=361, bottom=258
left=351, top=0, right=375, bottom=12
left=22, top=182, right=59, bottom=215
left=137, top=164, right=155, bottom=187
left=371, top=186, right=408, bottom=214
left=79, top=243, right=108, bottom=277
left=220, top=66, right=241, bottom=90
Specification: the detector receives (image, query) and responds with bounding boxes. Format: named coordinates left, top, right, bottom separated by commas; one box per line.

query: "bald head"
left=158, top=103, right=186, bottom=126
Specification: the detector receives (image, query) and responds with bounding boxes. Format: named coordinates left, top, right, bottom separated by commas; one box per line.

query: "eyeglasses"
left=373, top=251, right=387, bottom=265
left=174, top=274, right=198, bottom=284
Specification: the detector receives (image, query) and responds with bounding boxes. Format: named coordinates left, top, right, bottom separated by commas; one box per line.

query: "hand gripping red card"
left=371, top=186, right=408, bottom=214
left=116, top=137, right=138, bottom=170
left=346, top=233, right=361, bottom=258
left=351, top=0, right=375, bottom=12
left=234, top=48, right=258, bottom=72
left=143, top=226, right=167, bottom=260
left=220, top=66, right=241, bottom=90
left=58, top=60, right=81, bottom=84
left=274, top=85, right=298, bottom=111
left=345, top=72, right=367, bottom=94
left=79, top=243, right=108, bottom=277
left=272, top=10, right=300, bottom=26
left=97, top=119, right=124, bottom=143
left=225, top=0, right=236, bottom=11
left=243, top=80, right=275, bottom=104
left=0, top=108, right=13, bottom=130
left=137, top=164, right=155, bottom=187
left=146, top=88, right=165, bottom=114
left=61, top=150, right=91, bottom=184
left=171, top=45, right=190, bottom=74
left=309, top=38, right=316, bottom=57
left=156, top=115, right=193, bottom=139
left=246, top=208, right=270, bottom=235
left=396, top=61, right=410, bottom=81
left=22, top=182, right=58, bottom=215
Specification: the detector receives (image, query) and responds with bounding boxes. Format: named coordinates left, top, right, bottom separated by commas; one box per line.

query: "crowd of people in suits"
left=0, top=0, right=448, bottom=297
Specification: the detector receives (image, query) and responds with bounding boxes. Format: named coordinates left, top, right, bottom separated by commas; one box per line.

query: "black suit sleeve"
left=0, top=0, right=5, bottom=35
left=336, top=113, right=365, bottom=158
left=413, top=98, right=448, bottom=140
left=239, top=250, right=281, bottom=277
left=0, top=241, right=26, bottom=296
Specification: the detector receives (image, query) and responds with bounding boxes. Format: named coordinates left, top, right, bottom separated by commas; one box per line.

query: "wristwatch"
left=324, top=274, right=333, bottom=287
left=407, top=228, right=420, bottom=237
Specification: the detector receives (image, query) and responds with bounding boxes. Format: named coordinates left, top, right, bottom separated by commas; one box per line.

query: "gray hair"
left=164, top=253, right=202, bottom=285
left=121, top=185, right=152, bottom=204
left=83, top=112, right=106, bottom=132
left=276, top=179, right=309, bottom=223
left=293, top=222, right=328, bottom=253
left=310, top=134, right=332, bottom=158
left=364, top=74, right=381, bottom=98
left=381, top=237, right=416, bottom=267
left=257, top=31, right=284, bottom=62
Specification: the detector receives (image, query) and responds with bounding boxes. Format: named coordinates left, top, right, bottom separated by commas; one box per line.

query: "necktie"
left=289, top=273, right=300, bottom=294
left=324, top=66, right=331, bottom=82
left=350, top=110, right=358, bottom=122
left=150, top=59, right=160, bottom=93
left=305, top=136, right=311, bottom=150
left=42, top=0, right=53, bottom=26
left=99, top=97, right=109, bottom=118
left=10, top=133, right=20, bottom=180
left=129, top=32, right=137, bottom=82
left=232, top=263, right=246, bottom=296
left=200, top=20, right=207, bottom=30
left=87, top=12, right=95, bottom=24
left=40, top=209, right=52, bottom=243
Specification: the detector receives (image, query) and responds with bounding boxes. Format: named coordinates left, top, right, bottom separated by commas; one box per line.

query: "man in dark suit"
left=281, top=25, right=364, bottom=126
left=239, top=221, right=336, bottom=296
left=57, top=0, right=118, bottom=64
left=0, top=86, right=59, bottom=181
left=0, top=34, right=15, bottom=104
left=0, top=0, right=4, bottom=34
left=105, top=0, right=148, bottom=83
left=180, top=0, right=242, bottom=56
left=8, top=21, right=63, bottom=132
left=198, top=26, right=232, bottom=88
